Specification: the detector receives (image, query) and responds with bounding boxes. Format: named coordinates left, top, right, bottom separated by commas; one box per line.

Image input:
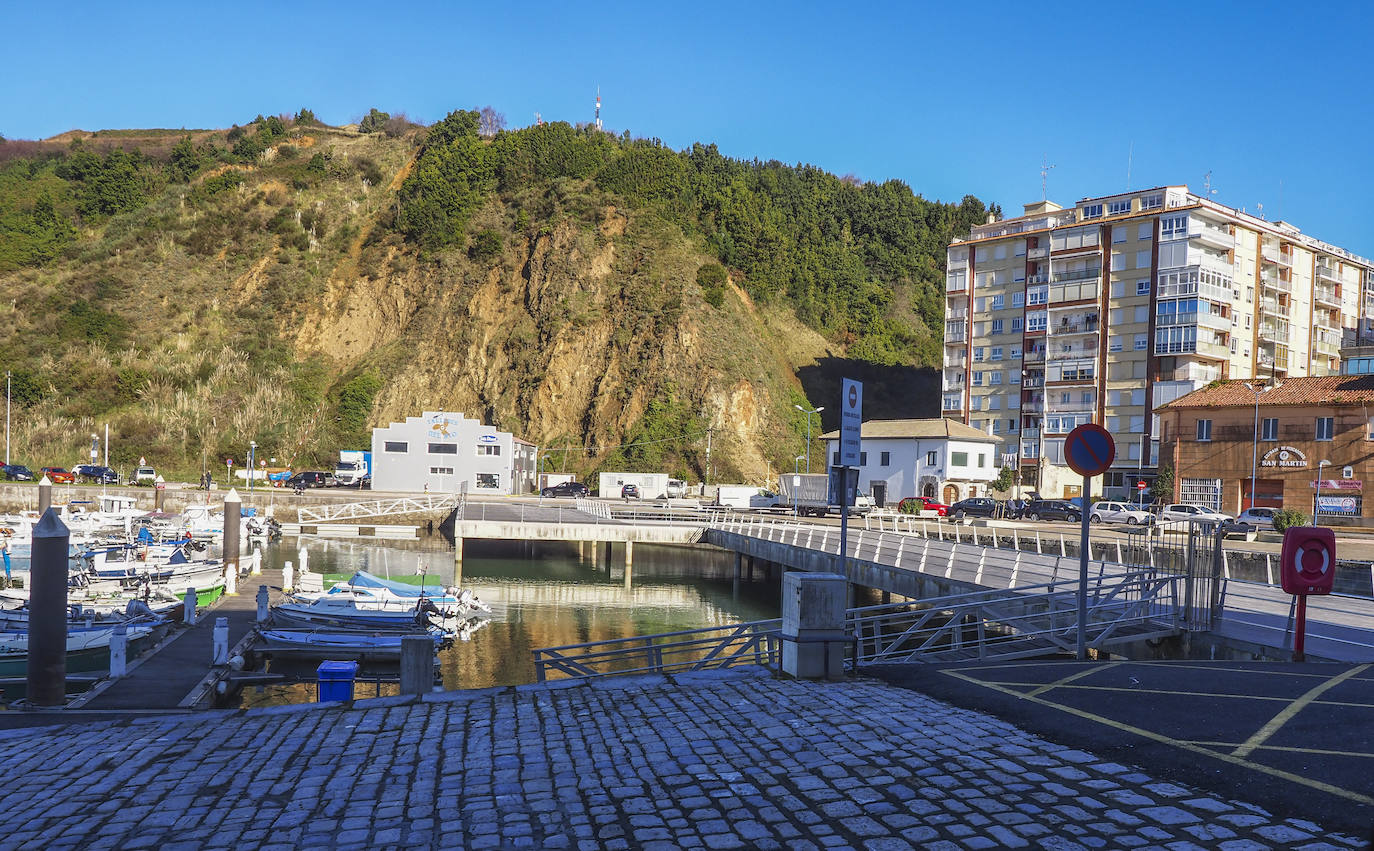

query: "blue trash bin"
left=317, top=660, right=359, bottom=702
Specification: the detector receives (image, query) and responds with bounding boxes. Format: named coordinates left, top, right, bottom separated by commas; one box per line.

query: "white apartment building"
left=944, top=186, right=1374, bottom=500
left=821, top=418, right=1004, bottom=506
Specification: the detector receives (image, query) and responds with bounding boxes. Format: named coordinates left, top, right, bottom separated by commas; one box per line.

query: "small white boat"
left=257, top=627, right=447, bottom=661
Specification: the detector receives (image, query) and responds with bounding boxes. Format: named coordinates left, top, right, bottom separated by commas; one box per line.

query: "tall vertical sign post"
left=1063, top=423, right=1115, bottom=661
left=838, top=379, right=863, bottom=578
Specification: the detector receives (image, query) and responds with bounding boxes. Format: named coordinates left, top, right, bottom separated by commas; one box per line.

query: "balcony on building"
left=1026, top=272, right=1048, bottom=285
left=944, top=351, right=967, bottom=369
left=1023, top=347, right=1046, bottom=363
left=1022, top=395, right=1044, bottom=413
left=1189, top=223, right=1234, bottom=251
left=946, top=273, right=968, bottom=294
left=1050, top=312, right=1100, bottom=337
left=1046, top=359, right=1097, bottom=385
left=1260, top=295, right=1282, bottom=316
left=1028, top=246, right=1049, bottom=260
left=1259, top=318, right=1290, bottom=343
left=1314, top=283, right=1341, bottom=308
left=1315, top=261, right=1342, bottom=284
left=1048, top=393, right=1097, bottom=413
left=947, top=305, right=969, bottom=321
left=945, top=324, right=967, bottom=344
left=1257, top=344, right=1290, bottom=373
left=1260, top=271, right=1292, bottom=293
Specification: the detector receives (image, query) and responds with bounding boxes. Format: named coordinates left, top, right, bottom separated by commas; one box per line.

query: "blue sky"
left=5, top=0, right=1372, bottom=252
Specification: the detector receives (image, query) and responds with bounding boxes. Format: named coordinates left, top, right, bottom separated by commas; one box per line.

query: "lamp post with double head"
left=1316, top=458, right=1331, bottom=525
left=794, top=404, right=824, bottom=474
left=248, top=441, right=257, bottom=493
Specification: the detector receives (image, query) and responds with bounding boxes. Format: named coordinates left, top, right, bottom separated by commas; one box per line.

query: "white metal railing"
left=297, top=494, right=461, bottom=523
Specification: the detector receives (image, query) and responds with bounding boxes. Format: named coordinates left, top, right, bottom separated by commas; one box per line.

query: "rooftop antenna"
left=1040, top=154, right=1055, bottom=201
left=1203, top=170, right=1217, bottom=198
left=1256, top=201, right=1264, bottom=221
left=595, top=87, right=602, bottom=132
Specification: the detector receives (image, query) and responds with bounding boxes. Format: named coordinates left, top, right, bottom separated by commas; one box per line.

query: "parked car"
left=1230, top=507, right=1278, bottom=533
left=286, top=471, right=336, bottom=489
left=1157, top=503, right=1233, bottom=526
left=131, top=466, right=158, bottom=485
left=898, top=496, right=948, bottom=517
left=621, top=483, right=640, bottom=500
left=1023, top=499, right=1082, bottom=522
left=73, top=464, right=119, bottom=484
left=948, top=497, right=998, bottom=520
left=1, top=464, right=34, bottom=481
left=1090, top=501, right=1153, bottom=525
left=39, top=467, right=75, bottom=484
left=541, top=481, right=590, bottom=498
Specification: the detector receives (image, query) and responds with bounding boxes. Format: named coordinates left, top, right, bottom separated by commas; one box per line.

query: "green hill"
left=0, top=109, right=994, bottom=485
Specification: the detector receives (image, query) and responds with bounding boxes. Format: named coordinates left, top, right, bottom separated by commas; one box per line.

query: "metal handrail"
left=297, top=494, right=461, bottom=523
left=533, top=620, right=783, bottom=681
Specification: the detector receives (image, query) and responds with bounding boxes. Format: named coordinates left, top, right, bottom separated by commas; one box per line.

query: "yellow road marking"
left=1231, top=664, right=1370, bottom=758
left=1180, top=741, right=1374, bottom=760
left=941, top=668, right=1374, bottom=807
left=1027, top=662, right=1121, bottom=697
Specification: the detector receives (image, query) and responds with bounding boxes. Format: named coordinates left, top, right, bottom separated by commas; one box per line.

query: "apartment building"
left=944, top=185, right=1374, bottom=501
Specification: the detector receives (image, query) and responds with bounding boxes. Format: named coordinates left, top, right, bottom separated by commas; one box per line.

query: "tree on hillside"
left=295, top=108, right=319, bottom=126
left=359, top=108, right=390, bottom=134
left=479, top=106, right=505, bottom=138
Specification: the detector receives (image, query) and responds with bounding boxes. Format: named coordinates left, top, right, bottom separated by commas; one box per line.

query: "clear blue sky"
left=6, top=0, right=1372, bottom=253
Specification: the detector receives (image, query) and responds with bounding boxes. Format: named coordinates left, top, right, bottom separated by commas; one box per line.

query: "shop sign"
left=1311, top=479, right=1362, bottom=490
left=1260, top=445, right=1307, bottom=468
left=426, top=414, right=461, bottom=440
left=1316, top=495, right=1359, bottom=515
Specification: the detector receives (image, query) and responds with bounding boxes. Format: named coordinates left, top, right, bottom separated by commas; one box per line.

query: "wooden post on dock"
left=223, top=489, right=241, bottom=579
left=38, top=475, right=52, bottom=516
left=399, top=635, right=432, bottom=696
left=453, top=537, right=463, bottom=586
left=109, top=623, right=127, bottom=679
left=28, top=508, right=68, bottom=707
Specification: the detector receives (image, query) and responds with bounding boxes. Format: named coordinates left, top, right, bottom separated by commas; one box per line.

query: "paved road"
left=0, top=668, right=1365, bottom=849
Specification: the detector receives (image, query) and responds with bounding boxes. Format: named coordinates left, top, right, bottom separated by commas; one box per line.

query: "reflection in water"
left=239, top=536, right=780, bottom=707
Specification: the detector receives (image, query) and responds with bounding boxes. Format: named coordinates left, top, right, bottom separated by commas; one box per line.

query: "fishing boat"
left=305, top=570, right=491, bottom=614
left=256, top=627, right=448, bottom=661
left=270, top=595, right=448, bottom=632
left=0, top=621, right=163, bottom=677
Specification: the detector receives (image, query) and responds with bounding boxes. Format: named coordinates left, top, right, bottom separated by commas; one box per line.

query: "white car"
left=1089, top=501, right=1153, bottom=525
left=1158, top=503, right=1233, bottom=525
left=1232, top=507, right=1278, bottom=532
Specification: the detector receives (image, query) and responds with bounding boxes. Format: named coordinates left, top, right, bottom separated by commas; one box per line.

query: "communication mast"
left=595, top=87, right=602, bottom=132
left=535, top=112, right=542, bottom=126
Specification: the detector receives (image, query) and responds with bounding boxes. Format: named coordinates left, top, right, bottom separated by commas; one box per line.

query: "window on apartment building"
left=976, top=247, right=990, bottom=262
left=1027, top=313, right=1047, bottom=331
left=992, top=420, right=1002, bottom=434
left=1316, top=417, right=1334, bottom=441
left=1141, top=193, right=1163, bottom=211
left=1131, top=389, right=1144, bottom=406
left=880, top=451, right=890, bottom=466
left=1108, top=199, right=1131, bottom=216
left=972, top=372, right=983, bottom=386
left=1196, top=420, right=1213, bottom=441
left=1011, top=317, right=1023, bottom=332
left=990, top=372, right=1003, bottom=385
left=1134, top=305, right=1149, bottom=323
left=1134, top=333, right=1148, bottom=350
left=1137, top=279, right=1151, bottom=295
left=990, top=347, right=1003, bottom=360
left=1161, top=214, right=1188, bottom=238
left=991, top=295, right=1004, bottom=309
left=978, top=453, right=987, bottom=468
left=1139, top=222, right=1154, bottom=240
left=1108, top=335, right=1124, bottom=352
left=859, top=452, right=868, bottom=465
left=991, top=319, right=1003, bottom=335
left=927, top=451, right=938, bottom=466
left=1028, top=287, right=1048, bottom=305
left=973, top=347, right=985, bottom=361
left=1136, top=250, right=1151, bottom=269
left=1261, top=418, right=1278, bottom=440
left=1012, top=292, right=1025, bottom=308
left=1014, top=240, right=1027, bottom=257
left=1008, top=419, right=1018, bottom=433
left=1111, top=253, right=1126, bottom=272
left=1130, top=416, right=1145, bottom=432
left=1111, top=281, right=1125, bottom=298
left=1082, top=203, right=1104, bottom=219
left=476, top=445, right=502, bottom=456
left=1113, top=228, right=1127, bottom=244
left=995, top=244, right=1007, bottom=260
left=1367, top=416, right=1374, bottom=440
left=952, top=452, right=969, bottom=466
left=1010, top=345, right=1022, bottom=360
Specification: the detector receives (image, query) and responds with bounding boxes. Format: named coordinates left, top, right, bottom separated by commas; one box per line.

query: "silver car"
left=1089, top=501, right=1153, bottom=525
left=1158, top=503, right=1234, bottom=526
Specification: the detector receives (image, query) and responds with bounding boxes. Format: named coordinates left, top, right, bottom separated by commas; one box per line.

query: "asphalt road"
left=868, top=659, right=1374, bottom=838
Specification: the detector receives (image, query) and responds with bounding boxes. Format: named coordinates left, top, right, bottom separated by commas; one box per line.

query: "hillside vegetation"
left=0, top=109, right=993, bottom=485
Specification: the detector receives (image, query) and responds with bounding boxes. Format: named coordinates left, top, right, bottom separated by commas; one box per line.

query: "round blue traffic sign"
left=1064, top=423, right=1115, bottom=477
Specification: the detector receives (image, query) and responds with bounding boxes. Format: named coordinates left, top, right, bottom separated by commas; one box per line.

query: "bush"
left=1272, top=508, right=1307, bottom=532
left=469, top=229, right=503, bottom=263
left=359, top=108, right=390, bottom=134
left=696, top=262, right=727, bottom=308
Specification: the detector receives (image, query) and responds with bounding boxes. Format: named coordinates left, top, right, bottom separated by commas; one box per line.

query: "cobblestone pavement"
left=0, top=668, right=1363, bottom=850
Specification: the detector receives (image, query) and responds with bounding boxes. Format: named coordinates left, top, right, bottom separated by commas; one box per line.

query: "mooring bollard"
left=212, top=617, right=229, bottom=665
left=225, top=567, right=237, bottom=596
left=251, top=549, right=262, bottom=576
left=283, top=561, right=294, bottom=594
left=183, top=587, right=197, bottom=625
left=109, top=623, right=128, bottom=679
left=399, top=635, right=433, bottom=696
left=256, top=585, right=270, bottom=622
left=298, top=546, right=308, bottom=573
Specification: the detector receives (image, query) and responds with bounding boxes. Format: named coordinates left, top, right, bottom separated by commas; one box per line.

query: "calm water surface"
left=239, top=535, right=780, bottom=706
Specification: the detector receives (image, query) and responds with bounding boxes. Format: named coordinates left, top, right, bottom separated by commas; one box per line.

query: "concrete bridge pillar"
left=781, top=572, right=847, bottom=681
left=604, top=541, right=613, bottom=568
left=624, top=540, right=633, bottom=570
left=453, top=537, right=464, bottom=586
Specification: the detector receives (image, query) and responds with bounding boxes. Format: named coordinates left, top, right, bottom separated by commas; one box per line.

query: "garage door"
left=1242, top=478, right=1284, bottom=511
left=1180, top=478, right=1222, bottom=511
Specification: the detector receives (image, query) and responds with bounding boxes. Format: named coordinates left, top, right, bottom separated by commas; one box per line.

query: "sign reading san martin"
left=1260, top=445, right=1308, bottom=468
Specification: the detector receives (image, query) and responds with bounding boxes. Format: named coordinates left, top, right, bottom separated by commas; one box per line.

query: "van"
left=287, top=471, right=337, bottom=489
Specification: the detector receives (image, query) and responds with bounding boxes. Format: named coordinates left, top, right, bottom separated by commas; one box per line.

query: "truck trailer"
left=777, top=471, right=874, bottom=516
left=712, top=485, right=780, bottom=510
left=597, top=472, right=670, bottom=500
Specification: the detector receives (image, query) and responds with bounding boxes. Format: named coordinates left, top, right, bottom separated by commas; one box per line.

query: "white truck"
left=713, top=485, right=780, bottom=510
left=777, top=472, right=875, bottom=516
left=334, top=450, right=372, bottom=487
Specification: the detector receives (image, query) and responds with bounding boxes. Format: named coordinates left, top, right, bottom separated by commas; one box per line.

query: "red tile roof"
left=1158, top=375, right=1374, bottom=410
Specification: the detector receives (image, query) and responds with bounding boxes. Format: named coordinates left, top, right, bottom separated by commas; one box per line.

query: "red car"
left=899, top=496, right=948, bottom=516
left=40, top=467, right=75, bottom=484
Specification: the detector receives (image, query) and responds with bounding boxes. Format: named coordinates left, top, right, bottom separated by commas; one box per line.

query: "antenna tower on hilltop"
left=595, top=87, right=602, bottom=131
left=535, top=112, right=543, bottom=126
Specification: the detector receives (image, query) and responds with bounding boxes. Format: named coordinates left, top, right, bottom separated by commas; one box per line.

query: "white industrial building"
left=370, top=411, right=534, bottom=495
left=822, top=418, right=1005, bottom=506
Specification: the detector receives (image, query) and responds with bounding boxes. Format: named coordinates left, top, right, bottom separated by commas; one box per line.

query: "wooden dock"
left=74, top=568, right=288, bottom=711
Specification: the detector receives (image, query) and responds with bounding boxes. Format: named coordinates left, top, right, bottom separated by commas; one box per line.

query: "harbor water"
left=238, top=535, right=781, bottom=706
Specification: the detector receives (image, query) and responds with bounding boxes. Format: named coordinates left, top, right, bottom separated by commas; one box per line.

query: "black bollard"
left=223, top=488, right=241, bottom=575
left=27, top=508, right=69, bottom=707
left=37, top=476, right=52, bottom=516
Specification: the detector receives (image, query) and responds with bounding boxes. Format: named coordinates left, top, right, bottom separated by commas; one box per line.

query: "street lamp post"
left=794, top=404, right=825, bottom=474
left=248, top=441, right=257, bottom=493
left=1246, top=377, right=1270, bottom=514
left=1316, top=459, right=1331, bottom=525
left=794, top=455, right=805, bottom=475
left=4, top=371, right=10, bottom=467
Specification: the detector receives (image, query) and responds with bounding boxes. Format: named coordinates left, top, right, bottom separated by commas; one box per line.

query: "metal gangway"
left=297, top=493, right=461, bottom=523
left=532, top=567, right=1184, bottom=681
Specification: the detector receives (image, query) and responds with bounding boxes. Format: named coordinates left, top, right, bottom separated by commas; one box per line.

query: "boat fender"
left=228, top=654, right=245, bottom=671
